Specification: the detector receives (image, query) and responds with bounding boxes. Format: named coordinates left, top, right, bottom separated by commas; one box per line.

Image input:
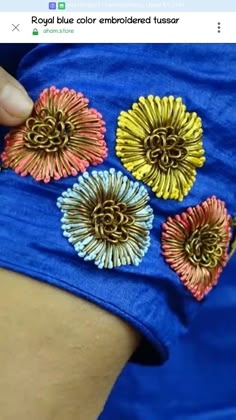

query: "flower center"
left=92, top=200, right=135, bottom=243
left=24, top=108, right=75, bottom=153
left=143, top=127, right=187, bottom=172
left=185, top=225, right=223, bottom=268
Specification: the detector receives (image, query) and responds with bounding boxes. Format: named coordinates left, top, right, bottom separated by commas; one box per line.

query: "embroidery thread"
left=57, top=168, right=153, bottom=269
left=1, top=87, right=107, bottom=182
left=229, top=217, right=236, bottom=258
left=116, top=96, right=205, bottom=201
left=162, top=196, right=232, bottom=300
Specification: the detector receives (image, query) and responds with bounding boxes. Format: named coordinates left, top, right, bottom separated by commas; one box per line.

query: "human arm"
left=0, top=268, right=140, bottom=420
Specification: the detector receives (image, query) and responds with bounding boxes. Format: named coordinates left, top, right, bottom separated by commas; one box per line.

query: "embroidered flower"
left=57, top=168, right=153, bottom=269
left=229, top=217, right=236, bottom=258
left=162, top=196, right=232, bottom=300
left=1, top=87, right=107, bottom=183
left=116, top=96, right=205, bottom=201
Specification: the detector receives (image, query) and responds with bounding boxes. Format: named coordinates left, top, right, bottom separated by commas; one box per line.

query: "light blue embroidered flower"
left=57, top=168, right=153, bottom=269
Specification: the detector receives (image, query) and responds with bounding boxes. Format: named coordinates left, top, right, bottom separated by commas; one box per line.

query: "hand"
left=0, top=67, right=33, bottom=126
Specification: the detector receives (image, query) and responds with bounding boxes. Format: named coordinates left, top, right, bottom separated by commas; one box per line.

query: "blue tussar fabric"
left=0, top=44, right=235, bottom=370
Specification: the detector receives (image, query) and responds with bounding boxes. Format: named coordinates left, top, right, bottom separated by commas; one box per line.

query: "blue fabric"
left=101, top=259, right=236, bottom=419
left=0, top=42, right=235, bottom=380
left=0, top=44, right=35, bottom=76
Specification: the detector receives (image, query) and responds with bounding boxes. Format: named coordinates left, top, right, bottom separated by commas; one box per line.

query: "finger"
left=0, top=67, right=30, bottom=94
left=0, top=67, right=33, bottom=126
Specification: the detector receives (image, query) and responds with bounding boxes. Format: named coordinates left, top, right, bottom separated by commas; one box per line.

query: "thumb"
left=0, top=67, right=33, bottom=126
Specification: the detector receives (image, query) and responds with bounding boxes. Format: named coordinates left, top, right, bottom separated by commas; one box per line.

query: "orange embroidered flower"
left=229, top=217, right=236, bottom=258
left=1, top=87, right=107, bottom=183
left=162, top=196, right=232, bottom=300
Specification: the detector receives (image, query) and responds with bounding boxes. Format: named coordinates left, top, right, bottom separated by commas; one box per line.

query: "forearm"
left=0, top=268, right=140, bottom=420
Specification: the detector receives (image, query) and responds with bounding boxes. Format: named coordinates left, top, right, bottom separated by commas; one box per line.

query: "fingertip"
left=0, top=84, right=33, bottom=126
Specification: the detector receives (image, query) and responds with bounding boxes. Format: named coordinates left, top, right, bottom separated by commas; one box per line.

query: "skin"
left=0, top=69, right=140, bottom=419
left=0, top=66, right=33, bottom=126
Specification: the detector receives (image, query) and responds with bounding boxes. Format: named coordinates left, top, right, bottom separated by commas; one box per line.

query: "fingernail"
left=0, top=84, right=33, bottom=118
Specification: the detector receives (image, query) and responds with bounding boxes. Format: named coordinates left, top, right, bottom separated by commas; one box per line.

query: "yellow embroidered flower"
left=116, top=96, right=205, bottom=201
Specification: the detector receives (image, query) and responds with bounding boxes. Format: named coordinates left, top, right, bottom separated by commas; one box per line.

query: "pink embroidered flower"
left=162, top=196, right=232, bottom=301
left=1, top=87, right=107, bottom=183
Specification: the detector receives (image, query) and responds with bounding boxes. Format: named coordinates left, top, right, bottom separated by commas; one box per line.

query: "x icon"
left=12, top=24, right=20, bottom=32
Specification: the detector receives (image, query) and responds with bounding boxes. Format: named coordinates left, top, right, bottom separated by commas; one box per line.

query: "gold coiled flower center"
left=144, top=127, right=187, bottom=172
left=92, top=200, right=135, bottom=243
left=24, top=108, right=75, bottom=153
left=185, top=225, right=223, bottom=268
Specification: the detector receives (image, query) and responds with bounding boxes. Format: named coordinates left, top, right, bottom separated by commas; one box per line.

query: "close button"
left=12, top=24, right=20, bottom=32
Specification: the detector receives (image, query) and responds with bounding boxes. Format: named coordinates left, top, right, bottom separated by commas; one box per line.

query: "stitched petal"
left=1, top=87, right=108, bottom=182
left=116, top=96, right=205, bottom=201
left=162, top=196, right=232, bottom=300
left=57, top=169, right=154, bottom=269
